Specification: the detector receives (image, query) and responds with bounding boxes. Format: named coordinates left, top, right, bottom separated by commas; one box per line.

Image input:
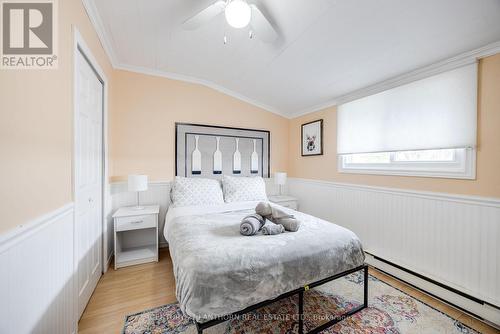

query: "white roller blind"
left=337, top=63, right=477, bottom=154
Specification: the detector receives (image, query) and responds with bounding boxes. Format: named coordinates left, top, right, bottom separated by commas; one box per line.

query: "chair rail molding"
left=0, top=203, right=74, bottom=253
left=289, top=177, right=500, bottom=207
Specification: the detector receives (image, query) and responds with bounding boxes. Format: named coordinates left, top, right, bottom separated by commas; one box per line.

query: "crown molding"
left=288, top=99, right=340, bottom=119
left=81, top=0, right=119, bottom=66
left=81, top=0, right=500, bottom=120
left=289, top=40, right=500, bottom=119
left=81, top=0, right=289, bottom=119
left=114, top=63, right=288, bottom=118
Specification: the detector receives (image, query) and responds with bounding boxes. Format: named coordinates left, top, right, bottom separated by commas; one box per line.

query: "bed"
left=168, top=123, right=367, bottom=333
left=164, top=201, right=366, bottom=333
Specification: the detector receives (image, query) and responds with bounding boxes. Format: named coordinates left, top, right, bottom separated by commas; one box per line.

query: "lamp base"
left=131, top=192, right=144, bottom=210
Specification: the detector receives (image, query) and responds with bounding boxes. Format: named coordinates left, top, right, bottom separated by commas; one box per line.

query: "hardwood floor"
left=368, top=270, right=499, bottom=334
left=78, top=248, right=498, bottom=333
left=78, top=249, right=177, bottom=333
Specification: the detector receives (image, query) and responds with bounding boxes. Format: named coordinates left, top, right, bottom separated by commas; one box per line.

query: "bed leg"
left=363, top=265, right=369, bottom=309
left=298, top=290, right=304, bottom=334
left=195, top=321, right=203, bottom=334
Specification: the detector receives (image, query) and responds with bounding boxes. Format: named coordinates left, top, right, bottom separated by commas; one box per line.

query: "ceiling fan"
left=182, top=0, right=278, bottom=43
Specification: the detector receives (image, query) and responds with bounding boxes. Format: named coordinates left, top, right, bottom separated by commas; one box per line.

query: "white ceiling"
left=88, top=0, right=500, bottom=117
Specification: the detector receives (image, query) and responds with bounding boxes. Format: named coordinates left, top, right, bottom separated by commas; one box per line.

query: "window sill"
left=338, top=167, right=476, bottom=180
left=337, top=149, right=476, bottom=180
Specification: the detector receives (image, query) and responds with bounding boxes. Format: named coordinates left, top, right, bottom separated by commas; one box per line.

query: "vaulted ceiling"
left=88, top=0, right=500, bottom=117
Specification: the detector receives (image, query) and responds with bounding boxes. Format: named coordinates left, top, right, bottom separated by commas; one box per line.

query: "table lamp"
left=274, top=172, right=287, bottom=196
left=128, top=175, right=148, bottom=210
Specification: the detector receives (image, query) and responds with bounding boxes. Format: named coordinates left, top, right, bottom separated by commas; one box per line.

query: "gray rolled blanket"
left=273, top=217, right=299, bottom=232
left=255, top=202, right=273, bottom=217
left=261, top=222, right=285, bottom=235
left=256, top=202, right=301, bottom=232
left=240, top=213, right=265, bottom=236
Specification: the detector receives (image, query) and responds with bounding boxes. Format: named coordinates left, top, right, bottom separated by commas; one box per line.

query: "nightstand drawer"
left=116, top=214, right=156, bottom=232
left=279, top=201, right=298, bottom=210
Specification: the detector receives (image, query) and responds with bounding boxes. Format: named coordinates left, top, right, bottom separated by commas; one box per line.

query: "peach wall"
left=288, top=54, right=500, bottom=198
left=109, top=70, right=289, bottom=182
left=0, top=0, right=113, bottom=233
left=2, top=0, right=498, bottom=236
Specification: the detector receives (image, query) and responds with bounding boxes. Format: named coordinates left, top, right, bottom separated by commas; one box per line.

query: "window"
left=336, top=63, right=477, bottom=179
left=339, top=148, right=475, bottom=179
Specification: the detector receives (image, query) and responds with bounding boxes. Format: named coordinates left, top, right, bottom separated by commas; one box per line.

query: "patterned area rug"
left=123, top=272, right=479, bottom=334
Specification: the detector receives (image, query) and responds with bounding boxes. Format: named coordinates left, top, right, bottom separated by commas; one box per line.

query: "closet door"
left=75, top=49, right=103, bottom=318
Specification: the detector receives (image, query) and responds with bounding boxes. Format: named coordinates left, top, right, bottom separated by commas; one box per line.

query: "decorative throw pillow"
left=171, top=177, right=224, bottom=207
left=222, top=175, right=268, bottom=203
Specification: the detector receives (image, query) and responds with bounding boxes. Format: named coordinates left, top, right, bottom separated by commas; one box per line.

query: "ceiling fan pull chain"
left=181, top=0, right=277, bottom=43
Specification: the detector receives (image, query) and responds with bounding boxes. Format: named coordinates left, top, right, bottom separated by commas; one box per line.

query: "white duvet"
left=164, top=201, right=365, bottom=322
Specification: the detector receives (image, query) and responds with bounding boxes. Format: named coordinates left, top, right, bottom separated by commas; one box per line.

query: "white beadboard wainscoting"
left=1, top=178, right=498, bottom=332
left=287, top=177, right=500, bottom=325
left=0, top=204, right=76, bottom=334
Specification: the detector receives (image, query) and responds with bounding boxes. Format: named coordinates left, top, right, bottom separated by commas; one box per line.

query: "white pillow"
left=171, top=177, right=224, bottom=207
left=222, top=175, right=268, bottom=203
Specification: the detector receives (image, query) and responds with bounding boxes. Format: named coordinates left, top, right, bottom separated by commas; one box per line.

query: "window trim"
left=338, top=148, right=476, bottom=179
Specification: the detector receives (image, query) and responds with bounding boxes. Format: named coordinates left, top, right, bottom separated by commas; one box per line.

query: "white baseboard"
left=105, top=251, right=114, bottom=272
left=366, top=253, right=500, bottom=327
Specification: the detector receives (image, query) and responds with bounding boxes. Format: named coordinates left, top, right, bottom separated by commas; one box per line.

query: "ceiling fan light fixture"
left=224, top=0, right=251, bottom=28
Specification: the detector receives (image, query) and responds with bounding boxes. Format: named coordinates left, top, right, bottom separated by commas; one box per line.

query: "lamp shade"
left=274, top=172, right=287, bottom=185
left=128, top=175, right=148, bottom=192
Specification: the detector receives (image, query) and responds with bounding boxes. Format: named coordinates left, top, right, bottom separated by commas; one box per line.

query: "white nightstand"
left=268, top=195, right=299, bottom=210
left=113, top=205, right=160, bottom=269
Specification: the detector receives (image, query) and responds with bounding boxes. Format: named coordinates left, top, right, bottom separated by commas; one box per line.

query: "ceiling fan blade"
left=182, top=0, right=226, bottom=30
left=250, top=4, right=278, bottom=43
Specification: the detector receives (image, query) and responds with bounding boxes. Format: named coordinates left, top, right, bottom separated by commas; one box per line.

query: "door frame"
left=72, top=27, right=109, bottom=321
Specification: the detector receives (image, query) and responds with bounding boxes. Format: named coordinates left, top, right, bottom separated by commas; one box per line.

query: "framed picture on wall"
left=301, top=119, right=323, bottom=156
